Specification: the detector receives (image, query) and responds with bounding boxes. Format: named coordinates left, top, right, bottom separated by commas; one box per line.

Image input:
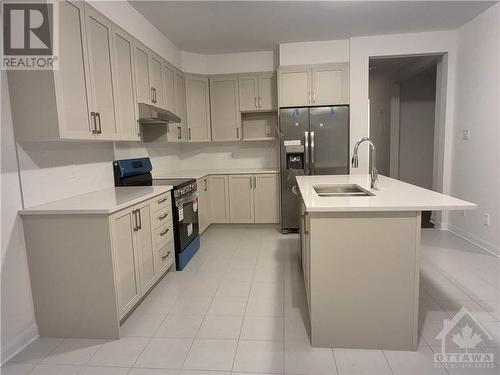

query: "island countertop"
left=296, top=174, right=476, bottom=212
left=19, top=186, right=172, bottom=215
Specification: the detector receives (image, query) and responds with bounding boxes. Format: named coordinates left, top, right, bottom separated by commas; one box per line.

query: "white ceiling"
left=128, top=1, right=496, bottom=54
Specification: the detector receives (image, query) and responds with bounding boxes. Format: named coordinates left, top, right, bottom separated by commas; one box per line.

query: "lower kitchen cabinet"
left=254, top=174, right=280, bottom=223
left=229, top=175, right=255, bottom=223
left=197, top=177, right=211, bottom=233
left=209, top=175, right=230, bottom=223
left=300, top=201, right=311, bottom=305
left=21, top=190, right=174, bottom=339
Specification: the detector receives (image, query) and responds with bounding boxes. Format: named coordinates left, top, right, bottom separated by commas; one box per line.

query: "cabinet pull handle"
left=177, top=126, right=182, bottom=139
left=312, top=91, right=316, bottom=104
left=137, top=209, right=142, bottom=230
left=157, top=197, right=168, bottom=204
left=254, top=176, right=257, bottom=188
left=250, top=177, right=252, bottom=189
left=158, top=213, right=168, bottom=220
left=96, top=112, right=102, bottom=134
left=90, top=112, right=97, bottom=134
left=308, top=91, right=312, bottom=104
left=133, top=210, right=138, bottom=231
left=151, top=87, right=154, bottom=103
left=162, top=251, right=171, bottom=260
left=204, top=179, right=207, bottom=191
left=259, top=97, right=262, bottom=108
left=254, top=96, right=258, bottom=108
left=160, top=228, right=169, bottom=236
left=188, top=128, right=191, bottom=140
left=236, top=127, right=239, bottom=139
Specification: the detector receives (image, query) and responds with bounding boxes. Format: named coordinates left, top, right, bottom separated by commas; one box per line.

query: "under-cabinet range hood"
left=138, top=102, right=181, bottom=124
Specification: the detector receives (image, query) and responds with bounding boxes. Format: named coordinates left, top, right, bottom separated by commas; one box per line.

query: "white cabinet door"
left=279, top=66, right=311, bottom=107
left=173, top=71, right=188, bottom=142
left=311, top=63, right=349, bottom=105
left=197, top=177, right=210, bottom=233
left=210, top=76, right=241, bottom=141
left=186, top=74, right=211, bottom=142
left=149, top=54, right=164, bottom=108
left=229, top=175, right=254, bottom=223
left=253, top=174, right=279, bottom=223
left=84, top=5, right=117, bottom=139
left=209, top=175, right=230, bottom=223
left=111, top=211, right=140, bottom=319
left=134, top=204, right=156, bottom=295
left=54, top=1, right=93, bottom=140
left=163, top=63, right=176, bottom=112
left=111, top=26, right=139, bottom=141
left=134, top=43, right=151, bottom=104
left=257, top=72, right=277, bottom=111
left=239, top=74, right=258, bottom=112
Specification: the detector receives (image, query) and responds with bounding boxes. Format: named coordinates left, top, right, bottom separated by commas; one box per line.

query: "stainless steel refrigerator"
left=280, top=106, right=349, bottom=232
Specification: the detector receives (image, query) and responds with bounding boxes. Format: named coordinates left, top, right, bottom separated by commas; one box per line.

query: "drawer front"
left=157, top=241, right=174, bottom=275
left=152, top=209, right=171, bottom=229
left=152, top=193, right=171, bottom=213
left=154, top=223, right=172, bottom=249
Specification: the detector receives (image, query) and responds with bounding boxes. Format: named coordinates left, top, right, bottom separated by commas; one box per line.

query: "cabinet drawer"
left=158, top=241, right=174, bottom=273
left=152, top=194, right=171, bottom=213
left=152, top=209, right=171, bottom=229
left=154, top=223, right=172, bottom=249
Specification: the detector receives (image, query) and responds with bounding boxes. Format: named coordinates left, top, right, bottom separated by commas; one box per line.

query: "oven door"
left=174, top=190, right=199, bottom=252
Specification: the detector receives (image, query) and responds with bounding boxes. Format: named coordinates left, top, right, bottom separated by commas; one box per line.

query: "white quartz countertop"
left=297, top=175, right=477, bottom=212
left=153, top=168, right=280, bottom=180
left=19, top=186, right=172, bottom=215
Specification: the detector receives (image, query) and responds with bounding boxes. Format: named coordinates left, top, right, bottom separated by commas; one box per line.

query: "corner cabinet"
left=278, top=63, right=349, bottom=107
left=210, top=76, right=241, bottom=141
left=21, top=190, right=174, bottom=339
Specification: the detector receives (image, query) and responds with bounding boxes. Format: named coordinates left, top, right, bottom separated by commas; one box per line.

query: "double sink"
left=313, top=184, right=375, bottom=197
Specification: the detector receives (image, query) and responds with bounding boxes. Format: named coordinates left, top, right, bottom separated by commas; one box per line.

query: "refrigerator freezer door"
left=279, top=108, right=309, bottom=231
left=309, top=106, right=349, bottom=175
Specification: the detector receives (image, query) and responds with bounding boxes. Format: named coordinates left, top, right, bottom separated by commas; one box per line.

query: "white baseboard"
left=446, top=223, right=500, bottom=258
left=1, top=323, right=38, bottom=366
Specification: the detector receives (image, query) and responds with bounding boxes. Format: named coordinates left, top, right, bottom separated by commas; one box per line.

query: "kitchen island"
left=296, top=175, right=476, bottom=351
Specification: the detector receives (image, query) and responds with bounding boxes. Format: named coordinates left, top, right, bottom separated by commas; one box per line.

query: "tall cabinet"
left=186, top=74, right=211, bottom=142
left=210, top=76, right=241, bottom=141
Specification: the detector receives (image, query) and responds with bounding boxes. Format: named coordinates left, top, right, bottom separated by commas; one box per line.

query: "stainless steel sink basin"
left=313, top=184, right=375, bottom=197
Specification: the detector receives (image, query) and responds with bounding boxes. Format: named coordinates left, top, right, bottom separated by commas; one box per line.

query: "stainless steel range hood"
left=138, top=102, right=181, bottom=124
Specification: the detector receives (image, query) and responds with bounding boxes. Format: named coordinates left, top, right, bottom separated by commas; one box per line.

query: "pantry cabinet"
left=239, top=72, right=277, bottom=112
left=229, top=175, right=255, bottom=223
left=210, top=76, right=241, bottom=141
left=208, top=175, right=230, bottom=223
left=197, top=177, right=211, bottom=233
left=111, top=26, right=139, bottom=141
left=186, top=74, right=211, bottom=142
left=278, top=63, right=349, bottom=107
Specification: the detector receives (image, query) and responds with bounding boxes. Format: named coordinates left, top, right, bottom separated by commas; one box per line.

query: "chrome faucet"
left=352, top=137, right=378, bottom=189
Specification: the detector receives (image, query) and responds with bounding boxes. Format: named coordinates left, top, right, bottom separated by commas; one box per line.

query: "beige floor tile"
left=41, top=339, right=105, bottom=365
left=197, top=315, right=243, bottom=339
left=240, top=316, right=283, bottom=341
left=155, top=315, right=204, bottom=338
left=285, top=341, right=337, bottom=375
left=207, top=297, right=248, bottom=316
left=135, top=338, right=193, bottom=369
left=183, top=339, right=238, bottom=371
left=88, top=338, right=149, bottom=368
left=333, top=349, right=392, bottom=375
left=10, top=338, right=63, bottom=364
left=233, top=340, right=284, bottom=373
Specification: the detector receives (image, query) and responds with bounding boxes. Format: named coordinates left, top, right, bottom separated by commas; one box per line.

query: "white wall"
left=1, top=73, right=37, bottom=364
left=448, top=3, right=500, bottom=255
left=279, top=40, right=349, bottom=65
left=398, top=67, right=436, bottom=190
left=182, top=50, right=276, bottom=74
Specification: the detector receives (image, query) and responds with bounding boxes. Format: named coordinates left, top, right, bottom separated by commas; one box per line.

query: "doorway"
left=369, top=55, right=439, bottom=227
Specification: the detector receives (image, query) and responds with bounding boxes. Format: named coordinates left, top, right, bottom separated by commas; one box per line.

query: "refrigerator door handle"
left=304, top=131, right=309, bottom=175
left=310, top=131, right=315, bottom=173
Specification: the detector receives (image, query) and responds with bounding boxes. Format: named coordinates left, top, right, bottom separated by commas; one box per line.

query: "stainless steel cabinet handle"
left=137, top=209, right=142, bottom=230
left=236, top=127, right=239, bottom=139
left=158, top=212, right=168, bottom=220
left=259, top=97, right=262, bottom=108
left=133, top=210, right=138, bottom=231
left=177, top=126, right=182, bottom=139
left=157, top=197, right=168, bottom=204
left=312, top=91, right=316, bottom=104
left=304, top=131, right=310, bottom=175
left=96, top=112, right=102, bottom=134
left=188, top=128, right=191, bottom=140
left=308, top=91, right=312, bottom=104
left=90, top=112, right=97, bottom=134
left=254, top=96, right=257, bottom=108
left=151, top=87, right=154, bottom=103
left=250, top=177, right=252, bottom=189
left=310, top=131, right=315, bottom=172
left=253, top=176, right=257, bottom=188
left=204, top=179, right=207, bottom=191
left=162, top=251, right=171, bottom=260
left=160, top=228, right=169, bottom=236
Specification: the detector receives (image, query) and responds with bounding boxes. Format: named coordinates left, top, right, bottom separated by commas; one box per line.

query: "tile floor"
left=3, top=225, right=499, bottom=375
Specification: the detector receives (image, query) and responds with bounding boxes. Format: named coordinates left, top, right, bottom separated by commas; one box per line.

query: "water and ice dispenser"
left=285, top=145, right=305, bottom=170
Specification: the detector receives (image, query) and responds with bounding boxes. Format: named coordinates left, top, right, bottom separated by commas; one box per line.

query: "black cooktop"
left=153, top=178, right=196, bottom=189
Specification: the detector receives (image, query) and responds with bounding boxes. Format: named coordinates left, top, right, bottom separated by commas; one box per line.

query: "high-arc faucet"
left=352, top=137, right=378, bottom=189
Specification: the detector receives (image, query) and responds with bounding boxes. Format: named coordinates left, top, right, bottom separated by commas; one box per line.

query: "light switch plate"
left=463, top=129, right=470, bottom=140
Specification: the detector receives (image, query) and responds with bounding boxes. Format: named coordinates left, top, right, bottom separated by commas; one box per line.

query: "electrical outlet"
left=463, top=129, right=471, bottom=140
left=265, top=125, right=271, bottom=135
left=484, top=213, right=490, bottom=226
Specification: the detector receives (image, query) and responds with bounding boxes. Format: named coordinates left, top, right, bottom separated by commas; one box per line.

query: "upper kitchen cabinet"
left=239, top=72, right=277, bottom=112
left=149, top=53, right=165, bottom=108
left=278, top=63, right=349, bottom=107
left=210, top=75, right=241, bottom=141
left=167, top=71, right=188, bottom=142
left=185, top=74, right=211, bottom=142
left=8, top=1, right=108, bottom=141
left=162, top=63, right=176, bottom=113
left=134, top=42, right=166, bottom=108
left=311, top=63, right=350, bottom=106
left=111, top=26, right=139, bottom=141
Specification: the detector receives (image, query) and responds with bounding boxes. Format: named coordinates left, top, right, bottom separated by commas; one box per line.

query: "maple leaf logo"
left=451, top=324, right=482, bottom=352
